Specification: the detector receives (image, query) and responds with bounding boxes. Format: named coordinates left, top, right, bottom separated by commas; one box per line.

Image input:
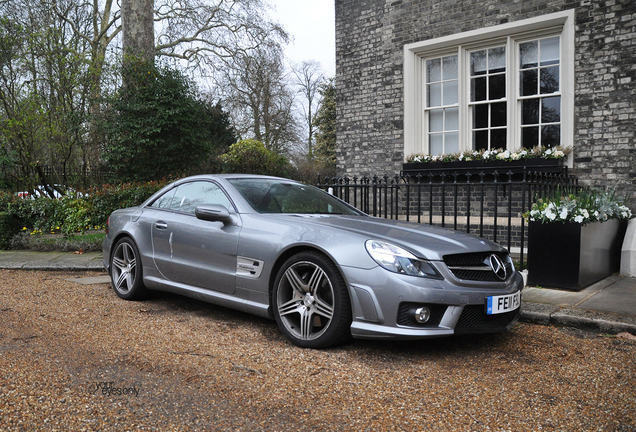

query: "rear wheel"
left=273, top=252, right=352, bottom=348
left=110, top=237, right=147, bottom=300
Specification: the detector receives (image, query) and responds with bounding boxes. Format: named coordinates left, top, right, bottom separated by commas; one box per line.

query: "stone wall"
left=335, top=0, right=636, bottom=210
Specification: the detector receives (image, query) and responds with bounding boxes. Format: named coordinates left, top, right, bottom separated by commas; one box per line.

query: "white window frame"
left=404, top=10, right=574, bottom=167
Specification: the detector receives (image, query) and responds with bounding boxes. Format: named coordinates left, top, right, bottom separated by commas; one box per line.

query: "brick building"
left=334, top=0, right=636, bottom=209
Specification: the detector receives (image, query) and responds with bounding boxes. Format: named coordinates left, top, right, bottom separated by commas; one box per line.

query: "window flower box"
left=402, top=157, right=564, bottom=177
left=402, top=147, right=570, bottom=178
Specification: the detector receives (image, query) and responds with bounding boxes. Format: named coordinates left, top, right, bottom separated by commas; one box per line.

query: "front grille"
left=454, top=305, right=520, bottom=334
left=396, top=303, right=446, bottom=327
left=443, top=251, right=514, bottom=282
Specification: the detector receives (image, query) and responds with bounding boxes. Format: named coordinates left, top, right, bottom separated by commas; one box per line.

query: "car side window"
left=168, top=181, right=232, bottom=214
left=150, top=188, right=176, bottom=209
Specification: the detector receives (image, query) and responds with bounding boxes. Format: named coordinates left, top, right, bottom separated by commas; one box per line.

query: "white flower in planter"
left=544, top=204, right=557, bottom=221
left=497, top=150, right=511, bottom=160
left=525, top=187, right=631, bottom=225
left=405, top=145, right=571, bottom=164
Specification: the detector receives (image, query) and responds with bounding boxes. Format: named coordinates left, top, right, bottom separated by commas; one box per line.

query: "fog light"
left=413, top=307, right=430, bottom=324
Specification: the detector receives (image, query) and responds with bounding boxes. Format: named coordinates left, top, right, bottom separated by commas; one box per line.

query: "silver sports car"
left=103, top=174, right=523, bottom=348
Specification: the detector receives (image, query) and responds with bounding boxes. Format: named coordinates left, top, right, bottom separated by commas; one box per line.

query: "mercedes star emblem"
left=489, top=254, right=507, bottom=280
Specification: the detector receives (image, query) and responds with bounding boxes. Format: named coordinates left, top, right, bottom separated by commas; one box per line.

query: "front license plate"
left=486, top=291, right=521, bottom=315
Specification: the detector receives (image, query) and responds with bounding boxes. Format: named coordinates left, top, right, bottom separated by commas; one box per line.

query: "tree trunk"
left=122, top=0, right=155, bottom=64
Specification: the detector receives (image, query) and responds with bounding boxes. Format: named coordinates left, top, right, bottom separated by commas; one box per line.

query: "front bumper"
left=342, top=264, right=524, bottom=340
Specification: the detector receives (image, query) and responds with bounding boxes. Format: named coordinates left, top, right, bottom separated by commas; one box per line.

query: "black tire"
left=272, top=251, right=352, bottom=348
left=110, top=237, right=148, bottom=300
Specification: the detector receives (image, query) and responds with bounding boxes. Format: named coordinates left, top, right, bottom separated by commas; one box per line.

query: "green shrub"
left=102, top=64, right=219, bottom=182
left=57, top=194, right=93, bottom=235
left=86, top=179, right=169, bottom=228
left=0, top=190, right=16, bottom=210
left=219, top=139, right=291, bottom=177
left=0, top=211, right=24, bottom=249
left=0, top=180, right=170, bottom=249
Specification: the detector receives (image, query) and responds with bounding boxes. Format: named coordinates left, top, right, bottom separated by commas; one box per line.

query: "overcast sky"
left=270, top=0, right=336, bottom=77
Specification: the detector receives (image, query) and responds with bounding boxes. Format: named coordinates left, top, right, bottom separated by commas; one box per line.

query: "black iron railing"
left=318, top=169, right=579, bottom=268
left=1, top=164, right=115, bottom=193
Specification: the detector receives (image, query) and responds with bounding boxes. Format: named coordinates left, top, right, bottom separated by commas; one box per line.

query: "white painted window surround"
left=404, top=10, right=574, bottom=167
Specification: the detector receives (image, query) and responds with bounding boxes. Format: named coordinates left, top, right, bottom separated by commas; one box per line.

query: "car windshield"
left=228, top=178, right=363, bottom=215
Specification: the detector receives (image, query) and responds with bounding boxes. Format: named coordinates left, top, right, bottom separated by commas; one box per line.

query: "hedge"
left=0, top=211, right=24, bottom=249
left=0, top=179, right=170, bottom=246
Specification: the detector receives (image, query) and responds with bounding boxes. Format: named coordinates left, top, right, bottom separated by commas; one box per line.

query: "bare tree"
left=0, top=0, right=288, bottom=176
left=218, top=45, right=300, bottom=155
left=50, top=0, right=282, bottom=158
left=0, top=1, right=94, bottom=188
left=155, top=0, right=286, bottom=70
left=291, top=60, right=323, bottom=157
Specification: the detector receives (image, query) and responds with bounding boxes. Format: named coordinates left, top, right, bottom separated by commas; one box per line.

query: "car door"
left=151, top=180, right=239, bottom=294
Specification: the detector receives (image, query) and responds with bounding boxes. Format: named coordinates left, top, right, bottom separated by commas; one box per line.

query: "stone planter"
left=527, top=219, right=628, bottom=291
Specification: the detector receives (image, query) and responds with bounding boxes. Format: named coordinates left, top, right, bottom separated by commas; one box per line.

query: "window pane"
left=489, top=74, right=506, bottom=100
left=443, top=80, right=458, bottom=105
left=491, top=128, right=507, bottom=149
left=520, top=41, right=538, bottom=68
left=170, top=185, right=189, bottom=211
left=446, top=107, right=459, bottom=130
left=473, top=104, right=489, bottom=129
left=520, top=69, right=538, bottom=96
left=427, top=83, right=441, bottom=107
left=540, top=66, right=559, bottom=94
left=442, top=55, right=458, bottom=80
left=541, top=96, right=561, bottom=123
left=522, top=99, right=540, bottom=125
left=473, top=130, right=489, bottom=151
left=540, top=37, right=560, bottom=66
left=427, top=58, right=441, bottom=83
left=151, top=189, right=176, bottom=209
left=489, top=47, right=506, bottom=73
left=471, top=77, right=486, bottom=102
left=491, top=102, right=507, bottom=127
left=170, top=181, right=231, bottom=214
left=429, top=109, right=443, bottom=132
left=445, top=132, right=459, bottom=153
left=541, top=125, right=560, bottom=147
left=470, top=50, right=487, bottom=76
left=430, top=133, right=443, bottom=155
left=522, top=126, right=539, bottom=148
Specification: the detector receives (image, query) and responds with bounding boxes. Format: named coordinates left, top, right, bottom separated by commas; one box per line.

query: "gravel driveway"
left=1, top=269, right=634, bottom=431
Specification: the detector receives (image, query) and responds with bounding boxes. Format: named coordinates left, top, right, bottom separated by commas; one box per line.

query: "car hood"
left=279, top=214, right=506, bottom=261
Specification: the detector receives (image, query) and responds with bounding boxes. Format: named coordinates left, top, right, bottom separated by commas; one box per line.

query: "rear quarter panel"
left=105, top=208, right=155, bottom=275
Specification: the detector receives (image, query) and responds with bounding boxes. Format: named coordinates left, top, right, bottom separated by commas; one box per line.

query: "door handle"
left=155, top=221, right=168, bottom=230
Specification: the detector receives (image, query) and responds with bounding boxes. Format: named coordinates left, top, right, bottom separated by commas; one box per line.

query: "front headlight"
left=365, top=240, right=442, bottom=279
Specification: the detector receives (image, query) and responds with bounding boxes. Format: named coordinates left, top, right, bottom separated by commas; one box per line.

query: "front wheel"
left=273, top=252, right=352, bottom=348
left=110, top=237, right=148, bottom=300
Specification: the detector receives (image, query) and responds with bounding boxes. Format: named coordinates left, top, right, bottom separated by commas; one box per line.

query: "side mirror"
left=195, top=204, right=232, bottom=224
